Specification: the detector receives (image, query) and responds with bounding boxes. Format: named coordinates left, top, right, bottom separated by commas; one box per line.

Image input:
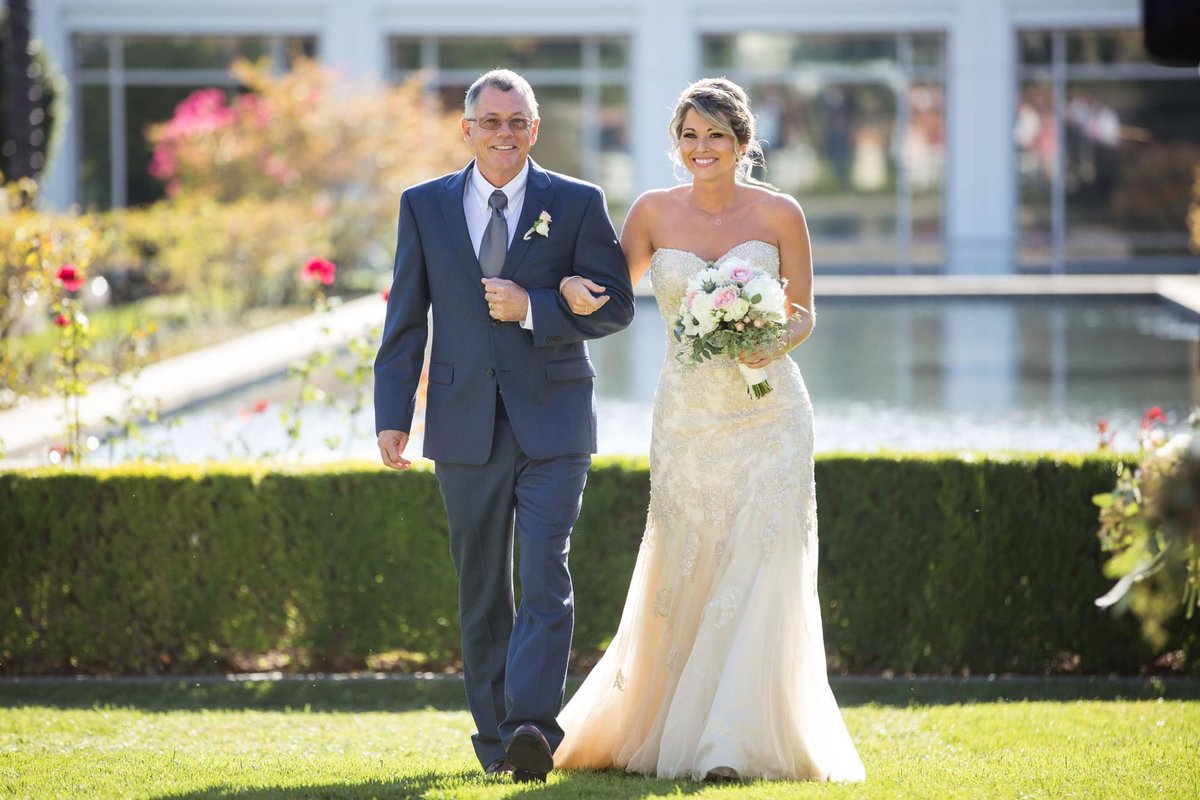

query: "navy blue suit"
left=374, top=158, right=634, bottom=767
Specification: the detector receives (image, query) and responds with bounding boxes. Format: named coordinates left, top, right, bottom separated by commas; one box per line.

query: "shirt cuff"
left=520, top=300, right=534, bottom=330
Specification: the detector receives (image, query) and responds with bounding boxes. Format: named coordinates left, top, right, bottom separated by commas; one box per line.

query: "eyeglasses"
left=466, top=116, right=534, bottom=132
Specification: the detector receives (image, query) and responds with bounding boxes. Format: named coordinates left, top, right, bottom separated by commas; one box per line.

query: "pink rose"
left=712, top=287, right=738, bottom=309
left=56, top=264, right=84, bottom=293
left=685, top=289, right=698, bottom=308
left=729, top=265, right=755, bottom=284
left=302, top=257, right=337, bottom=286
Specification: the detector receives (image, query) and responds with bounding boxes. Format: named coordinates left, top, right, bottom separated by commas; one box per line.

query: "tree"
left=1, top=0, right=36, bottom=183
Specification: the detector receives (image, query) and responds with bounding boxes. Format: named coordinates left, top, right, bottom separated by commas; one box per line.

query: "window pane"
left=438, top=38, right=582, bottom=70
left=79, top=85, right=111, bottom=209
left=1018, top=31, right=1053, bottom=66
left=123, top=36, right=268, bottom=69
left=75, top=36, right=109, bottom=69
left=126, top=86, right=228, bottom=205
left=600, top=84, right=632, bottom=215
left=529, top=86, right=583, bottom=179
left=1016, top=81, right=1056, bottom=268
left=907, top=83, right=945, bottom=266
left=438, top=84, right=468, bottom=116
left=912, top=33, right=945, bottom=70
left=1065, top=79, right=1200, bottom=259
left=1066, top=29, right=1145, bottom=66
left=282, top=37, right=318, bottom=65
left=598, top=39, right=629, bottom=69
left=702, top=36, right=735, bottom=71
left=796, top=34, right=897, bottom=65
left=390, top=38, right=422, bottom=71
left=707, top=32, right=945, bottom=269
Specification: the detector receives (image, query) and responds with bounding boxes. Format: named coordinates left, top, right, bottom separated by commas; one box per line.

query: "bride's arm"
left=740, top=196, right=815, bottom=369
left=618, top=192, right=656, bottom=288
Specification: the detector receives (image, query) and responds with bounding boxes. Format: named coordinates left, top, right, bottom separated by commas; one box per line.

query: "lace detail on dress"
left=682, top=533, right=699, bottom=578
left=654, top=589, right=673, bottom=618
left=707, top=587, right=743, bottom=630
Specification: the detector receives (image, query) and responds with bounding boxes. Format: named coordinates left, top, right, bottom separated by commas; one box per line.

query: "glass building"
left=31, top=0, right=1200, bottom=275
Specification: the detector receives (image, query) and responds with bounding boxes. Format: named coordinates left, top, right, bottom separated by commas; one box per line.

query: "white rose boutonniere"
left=523, top=210, right=552, bottom=241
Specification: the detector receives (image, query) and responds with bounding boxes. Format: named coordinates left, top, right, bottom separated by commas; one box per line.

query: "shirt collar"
left=469, top=160, right=529, bottom=214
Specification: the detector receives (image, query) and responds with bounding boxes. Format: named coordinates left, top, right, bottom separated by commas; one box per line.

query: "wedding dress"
left=554, top=240, right=865, bottom=782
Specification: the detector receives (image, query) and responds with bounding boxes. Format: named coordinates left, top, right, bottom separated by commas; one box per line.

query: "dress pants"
left=435, top=396, right=591, bottom=768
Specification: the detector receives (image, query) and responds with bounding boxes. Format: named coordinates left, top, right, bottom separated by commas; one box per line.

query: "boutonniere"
left=522, top=210, right=552, bottom=241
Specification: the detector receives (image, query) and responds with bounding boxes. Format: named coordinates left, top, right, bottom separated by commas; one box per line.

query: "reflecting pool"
left=93, top=296, right=1197, bottom=463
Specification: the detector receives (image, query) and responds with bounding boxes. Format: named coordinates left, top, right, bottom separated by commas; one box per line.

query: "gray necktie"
left=479, top=189, right=508, bottom=278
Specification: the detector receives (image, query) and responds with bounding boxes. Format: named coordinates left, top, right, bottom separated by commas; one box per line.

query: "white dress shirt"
left=465, top=161, right=534, bottom=330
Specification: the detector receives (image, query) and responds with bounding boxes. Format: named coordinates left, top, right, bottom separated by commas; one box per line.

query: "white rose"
left=744, top=275, right=786, bottom=320
left=689, top=291, right=721, bottom=335
left=722, top=295, right=751, bottom=322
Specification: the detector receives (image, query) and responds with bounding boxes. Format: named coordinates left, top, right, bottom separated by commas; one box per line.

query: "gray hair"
left=464, top=69, right=540, bottom=119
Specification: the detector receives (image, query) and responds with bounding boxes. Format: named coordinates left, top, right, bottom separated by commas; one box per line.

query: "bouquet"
left=673, top=256, right=791, bottom=398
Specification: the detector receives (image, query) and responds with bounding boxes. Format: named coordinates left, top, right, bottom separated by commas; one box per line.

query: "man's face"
left=462, top=86, right=540, bottom=187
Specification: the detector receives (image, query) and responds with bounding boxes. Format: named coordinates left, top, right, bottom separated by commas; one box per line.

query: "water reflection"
left=96, top=296, right=1196, bottom=463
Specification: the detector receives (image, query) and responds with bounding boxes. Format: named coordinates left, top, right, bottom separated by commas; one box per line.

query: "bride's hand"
left=738, top=349, right=778, bottom=370
left=739, top=333, right=792, bottom=369
left=560, top=275, right=611, bottom=316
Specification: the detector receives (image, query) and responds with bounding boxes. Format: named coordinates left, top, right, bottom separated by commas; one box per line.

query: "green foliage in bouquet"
left=1094, top=407, right=1200, bottom=648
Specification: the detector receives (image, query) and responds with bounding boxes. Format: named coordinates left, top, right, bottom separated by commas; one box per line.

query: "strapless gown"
left=554, top=240, right=865, bottom=782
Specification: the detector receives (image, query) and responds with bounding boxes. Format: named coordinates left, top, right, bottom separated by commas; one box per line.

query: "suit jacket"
left=374, top=159, right=635, bottom=465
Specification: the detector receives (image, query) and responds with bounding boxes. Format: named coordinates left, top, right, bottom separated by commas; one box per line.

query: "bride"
left=552, top=78, right=865, bottom=783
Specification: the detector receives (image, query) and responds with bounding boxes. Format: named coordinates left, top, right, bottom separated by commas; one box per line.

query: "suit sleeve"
left=374, top=191, right=430, bottom=435
left=528, top=186, right=635, bottom=347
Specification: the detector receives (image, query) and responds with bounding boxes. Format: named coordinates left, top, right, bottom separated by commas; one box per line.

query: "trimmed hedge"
left=0, top=455, right=1194, bottom=676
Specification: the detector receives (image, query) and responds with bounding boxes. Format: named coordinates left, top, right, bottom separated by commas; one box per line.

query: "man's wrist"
left=559, top=275, right=582, bottom=293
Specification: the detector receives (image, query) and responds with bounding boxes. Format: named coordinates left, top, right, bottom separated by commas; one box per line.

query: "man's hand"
left=378, top=429, right=412, bottom=470
left=560, top=276, right=610, bottom=316
left=482, top=278, right=530, bottom=323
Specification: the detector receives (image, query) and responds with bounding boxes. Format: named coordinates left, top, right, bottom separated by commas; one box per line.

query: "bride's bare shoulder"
left=631, top=186, right=686, bottom=213
left=627, top=186, right=687, bottom=230
left=746, top=188, right=806, bottom=233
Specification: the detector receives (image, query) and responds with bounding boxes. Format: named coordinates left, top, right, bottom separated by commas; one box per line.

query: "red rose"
left=1142, top=406, right=1168, bottom=428
left=54, top=313, right=70, bottom=327
left=381, top=288, right=390, bottom=302
left=302, top=257, right=337, bottom=286
left=253, top=399, right=269, bottom=414
left=56, top=264, right=84, bottom=293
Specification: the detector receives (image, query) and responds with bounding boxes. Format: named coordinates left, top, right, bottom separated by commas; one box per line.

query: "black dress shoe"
left=507, top=724, right=553, bottom=783
left=484, top=759, right=513, bottom=778
left=704, top=766, right=740, bottom=782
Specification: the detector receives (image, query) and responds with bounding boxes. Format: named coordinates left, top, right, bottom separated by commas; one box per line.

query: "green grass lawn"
left=2, top=676, right=1198, bottom=799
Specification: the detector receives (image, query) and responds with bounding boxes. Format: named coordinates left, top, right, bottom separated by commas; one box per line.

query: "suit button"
left=487, top=368, right=495, bottom=377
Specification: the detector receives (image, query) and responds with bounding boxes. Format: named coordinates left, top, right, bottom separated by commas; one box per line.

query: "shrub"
left=1, top=455, right=1193, bottom=676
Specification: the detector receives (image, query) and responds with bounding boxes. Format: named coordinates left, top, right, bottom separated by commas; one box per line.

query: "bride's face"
left=678, top=108, right=742, bottom=180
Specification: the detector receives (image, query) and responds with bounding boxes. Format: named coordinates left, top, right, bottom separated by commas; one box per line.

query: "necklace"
left=690, top=203, right=726, bottom=226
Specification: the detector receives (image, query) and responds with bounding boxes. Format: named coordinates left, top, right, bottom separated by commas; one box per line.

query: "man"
left=374, top=69, right=634, bottom=783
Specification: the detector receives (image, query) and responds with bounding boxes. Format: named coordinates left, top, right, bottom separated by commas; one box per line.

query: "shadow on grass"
left=155, top=768, right=706, bottom=800
left=3, top=674, right=1198, bottom=713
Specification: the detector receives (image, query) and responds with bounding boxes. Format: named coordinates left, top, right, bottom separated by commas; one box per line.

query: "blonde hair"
left=668, top=77, right=770, bottom=186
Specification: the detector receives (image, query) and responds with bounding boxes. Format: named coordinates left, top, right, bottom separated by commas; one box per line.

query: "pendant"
left=714, top=218, right=722, bottom=226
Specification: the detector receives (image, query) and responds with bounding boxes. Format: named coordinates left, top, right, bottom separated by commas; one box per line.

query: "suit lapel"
left=501, top=160, right=555, bottom=280
left=439, top=163, right=482, bottom=276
